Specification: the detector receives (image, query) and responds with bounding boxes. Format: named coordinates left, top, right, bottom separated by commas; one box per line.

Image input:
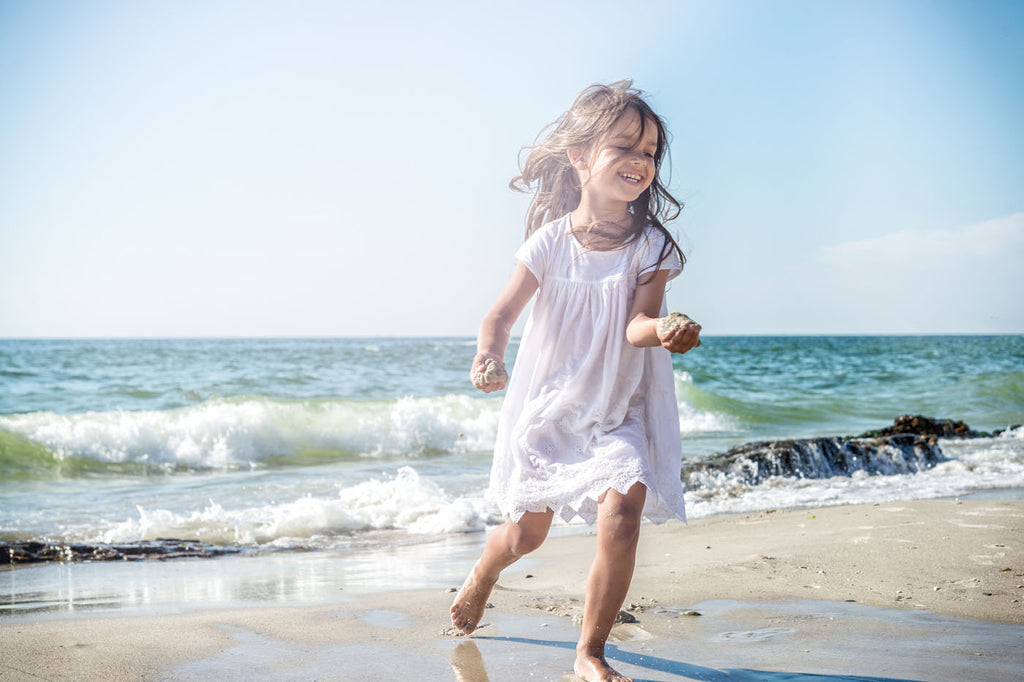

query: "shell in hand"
left=657, top=312, right=698, bottom=335
left=471, top=358, right=508, bottom=388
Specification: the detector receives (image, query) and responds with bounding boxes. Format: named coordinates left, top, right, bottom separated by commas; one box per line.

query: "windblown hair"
left=510, top=79, right=685, bottom=275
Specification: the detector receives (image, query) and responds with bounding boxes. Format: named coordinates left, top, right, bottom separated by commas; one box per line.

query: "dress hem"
left=493, top=476, right=687, bottom=527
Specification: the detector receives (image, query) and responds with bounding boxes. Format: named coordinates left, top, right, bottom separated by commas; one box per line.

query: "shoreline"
left=2, top=499, right=1022, bottom=680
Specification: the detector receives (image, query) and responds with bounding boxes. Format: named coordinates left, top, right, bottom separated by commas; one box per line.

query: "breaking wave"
left=0, top=396, right=501, bottom=474
left=85, top=466, right=501, bottom=547
left=0, top=378, right=735, bottom=477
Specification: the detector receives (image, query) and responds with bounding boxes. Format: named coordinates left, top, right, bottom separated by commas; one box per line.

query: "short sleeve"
left=636, top=227, right=682, bottom=282
left=514, top=219, right=559, bottom=283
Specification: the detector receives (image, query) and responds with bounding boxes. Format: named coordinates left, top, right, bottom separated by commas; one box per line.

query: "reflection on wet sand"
left=450, top=640, right=490, bottom=682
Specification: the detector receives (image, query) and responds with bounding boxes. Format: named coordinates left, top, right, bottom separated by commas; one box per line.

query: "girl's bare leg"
left=450, top=509, right=553, bottom=634
left=574, top=482, right=646, bottom=682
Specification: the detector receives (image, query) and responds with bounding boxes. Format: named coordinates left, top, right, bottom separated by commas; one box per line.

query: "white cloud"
left=805, top=213, right=1024, bottom=333
left=820, top=213, right=1024, bottom=266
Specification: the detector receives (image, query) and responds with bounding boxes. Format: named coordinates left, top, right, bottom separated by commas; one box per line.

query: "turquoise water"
left=680, top=335, right=1023, bottom=450
left=1, top=336, right=1021, bottom=549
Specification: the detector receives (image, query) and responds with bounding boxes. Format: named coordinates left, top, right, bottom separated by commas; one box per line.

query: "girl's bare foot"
left=449, top=563, right=496, bottom=634
left=574, top=653, right=632, bottom=682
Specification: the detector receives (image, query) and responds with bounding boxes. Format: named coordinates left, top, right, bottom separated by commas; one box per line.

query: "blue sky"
left=1, top=0, right=1021, bottom=337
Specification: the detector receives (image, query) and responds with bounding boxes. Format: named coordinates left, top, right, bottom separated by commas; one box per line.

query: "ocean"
left=2, top=335, right=1022, bottom=557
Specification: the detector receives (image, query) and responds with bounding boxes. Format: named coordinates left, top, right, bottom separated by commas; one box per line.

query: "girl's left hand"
left=658, top=321, right=701, bottom=355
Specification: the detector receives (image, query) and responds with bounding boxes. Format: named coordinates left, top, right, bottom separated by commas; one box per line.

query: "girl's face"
left=576, top=108, right=660, bottom=207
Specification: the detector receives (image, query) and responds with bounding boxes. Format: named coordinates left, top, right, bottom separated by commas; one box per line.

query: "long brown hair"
left=510, top=80, right=685, bottom=276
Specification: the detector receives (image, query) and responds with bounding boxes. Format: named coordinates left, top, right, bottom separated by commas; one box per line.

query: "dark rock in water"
left=0, top=539, right=240, bottom=567
left=857, top=414, right=987, bottom=439
left=683, top=433, right=946, bottom=490
left=682, top=415, right=1011, bottom=493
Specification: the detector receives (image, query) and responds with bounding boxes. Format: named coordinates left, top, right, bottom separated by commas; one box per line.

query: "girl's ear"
left=567, top=146, right=587, bottom=170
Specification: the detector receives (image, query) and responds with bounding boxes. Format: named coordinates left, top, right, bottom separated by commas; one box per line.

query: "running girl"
left=451, top=80, right=701, bottom=682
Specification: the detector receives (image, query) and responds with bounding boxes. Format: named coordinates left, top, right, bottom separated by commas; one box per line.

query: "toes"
left=449, top=608, right=475, bottom=634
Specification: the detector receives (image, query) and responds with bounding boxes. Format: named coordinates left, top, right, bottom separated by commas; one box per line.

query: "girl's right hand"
left=470, top=353, right=508, bottom=393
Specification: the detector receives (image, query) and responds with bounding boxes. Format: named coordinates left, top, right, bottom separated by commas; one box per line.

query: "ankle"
left=470, top=561, right=500, bottom=587
left=576, top=642, right=606, bottom=660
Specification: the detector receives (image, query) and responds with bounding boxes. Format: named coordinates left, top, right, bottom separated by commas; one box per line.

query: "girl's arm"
left=473, top=262, right=539, bottom=393
left=626, top=269, right=701, bottom=353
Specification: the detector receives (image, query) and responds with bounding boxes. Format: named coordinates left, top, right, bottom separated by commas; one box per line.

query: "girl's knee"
left=506, top=512, right=551, bottom=556
left=602, top=510, right=642, bottom=547
left=508, top=525, right=548, bottom=555
left=598, top=490, right=645, bottom=548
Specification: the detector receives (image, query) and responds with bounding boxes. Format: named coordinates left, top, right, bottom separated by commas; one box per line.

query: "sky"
left=1, top=0, right=1022, bottom=337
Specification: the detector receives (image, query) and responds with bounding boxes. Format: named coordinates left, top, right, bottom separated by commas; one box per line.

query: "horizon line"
left=1, top=331, right=1021, bottom=341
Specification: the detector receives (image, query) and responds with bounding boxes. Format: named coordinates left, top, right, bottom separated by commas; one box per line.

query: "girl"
left=450, top=80, right=701, bottom=682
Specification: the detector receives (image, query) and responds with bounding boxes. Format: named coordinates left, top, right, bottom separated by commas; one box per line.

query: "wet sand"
left=2, top=499, right=1022, bottom=681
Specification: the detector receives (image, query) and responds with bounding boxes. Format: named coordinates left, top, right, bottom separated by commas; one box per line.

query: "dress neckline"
left=564, top=214, right=637, bottom=255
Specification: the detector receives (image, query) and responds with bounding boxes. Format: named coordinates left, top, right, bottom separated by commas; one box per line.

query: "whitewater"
left=1, top=336, right=1022, bottom=553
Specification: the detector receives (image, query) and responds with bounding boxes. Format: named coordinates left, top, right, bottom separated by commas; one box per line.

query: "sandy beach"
left=2, top=498, right=1022, bottom=681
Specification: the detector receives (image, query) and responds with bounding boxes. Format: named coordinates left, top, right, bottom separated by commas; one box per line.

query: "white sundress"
left=488, top=214, right=687, bottom=525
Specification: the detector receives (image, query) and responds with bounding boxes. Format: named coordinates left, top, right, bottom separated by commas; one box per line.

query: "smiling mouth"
left=620, top=173, right=643, bottom=184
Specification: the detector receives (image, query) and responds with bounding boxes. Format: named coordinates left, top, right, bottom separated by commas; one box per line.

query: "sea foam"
left=91, top=466, right=501, bottom=547
left=684, top=434, right=1024, bottom=520
left=0, top=396, right=501, bottom=469
left=1, top=384, right=731, bottom=471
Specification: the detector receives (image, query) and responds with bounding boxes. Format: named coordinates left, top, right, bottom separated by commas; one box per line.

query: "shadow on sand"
left=452, top=636, right=921, bottom=682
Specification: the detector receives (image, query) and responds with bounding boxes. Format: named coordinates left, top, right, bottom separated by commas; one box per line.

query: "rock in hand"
left=658, top=312, right=698, bottom=336
left=471, top=358, right=508, bottom=388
